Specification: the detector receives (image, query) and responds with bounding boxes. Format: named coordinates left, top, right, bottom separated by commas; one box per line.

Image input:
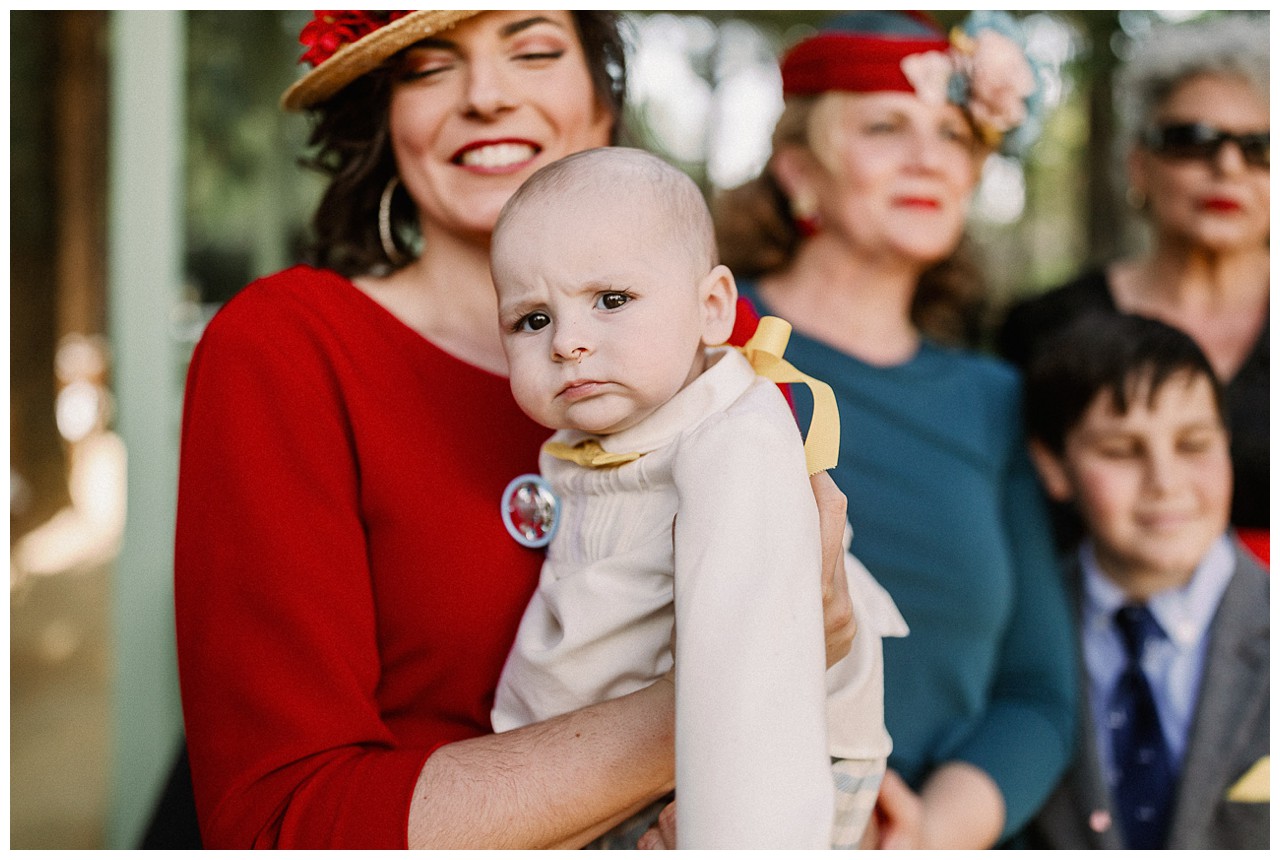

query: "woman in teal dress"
left=713, top=11, right=1075, bottom=848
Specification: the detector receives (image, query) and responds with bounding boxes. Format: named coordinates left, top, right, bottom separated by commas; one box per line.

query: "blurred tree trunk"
left=1078, top=11, right=1125, bottom=267
left=57, top=11, right=110, bottom=338
left=11, top=11, right=67, bottom=540
left=10, top=10, right=109, bottom=542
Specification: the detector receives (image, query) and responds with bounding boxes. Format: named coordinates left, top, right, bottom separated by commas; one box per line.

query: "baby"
left=489, top=146, right=905, bottom=849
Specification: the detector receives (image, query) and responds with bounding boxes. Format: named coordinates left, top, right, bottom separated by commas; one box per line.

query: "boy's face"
left=1033, top=372, right=1232, bottom=598
left=493, top=193, right=734, bottom=435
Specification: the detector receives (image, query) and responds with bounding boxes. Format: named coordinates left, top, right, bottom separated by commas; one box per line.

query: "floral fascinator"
left=781, top=10, right=1044, bottom=157
left=281, top=10, right=480, bottom=111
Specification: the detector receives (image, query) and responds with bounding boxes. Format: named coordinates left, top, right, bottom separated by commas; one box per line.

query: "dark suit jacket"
left=1026, top=542, right=1269, bottom=849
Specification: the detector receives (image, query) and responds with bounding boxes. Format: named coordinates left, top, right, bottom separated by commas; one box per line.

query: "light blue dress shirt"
left=1080, top=535, right=1236, bottom=787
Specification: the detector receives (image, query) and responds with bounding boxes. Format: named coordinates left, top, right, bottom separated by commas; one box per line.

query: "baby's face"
left=1060, top=371, right=1231, bottom=594
left=493, top=196, right=712, bottom=435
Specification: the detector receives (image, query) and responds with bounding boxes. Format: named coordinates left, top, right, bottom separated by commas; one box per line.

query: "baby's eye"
left=517, top=311, right=552, bottom=332
left=595, top=292, right=630, bottom=311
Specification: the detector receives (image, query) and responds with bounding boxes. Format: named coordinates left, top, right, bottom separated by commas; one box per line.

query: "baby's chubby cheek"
left=508, top=373, right=558, bottom=430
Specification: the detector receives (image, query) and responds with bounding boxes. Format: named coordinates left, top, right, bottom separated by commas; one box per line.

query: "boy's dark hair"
left=1024, top=312, right=1228, bottom=455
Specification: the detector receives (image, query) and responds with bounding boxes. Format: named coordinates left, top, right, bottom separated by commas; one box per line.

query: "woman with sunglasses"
left=172, top=10, right=855, bottom=849
left=998, top=14, right=1269, bottom=562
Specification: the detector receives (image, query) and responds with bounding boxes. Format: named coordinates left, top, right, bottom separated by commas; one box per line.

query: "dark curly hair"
left=713, top=95, right=986, bottom=346
left=301, top=11, right=629, bottom=277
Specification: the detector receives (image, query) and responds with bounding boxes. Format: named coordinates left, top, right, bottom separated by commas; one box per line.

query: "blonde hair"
left=712, top=95, right=985, bottom=345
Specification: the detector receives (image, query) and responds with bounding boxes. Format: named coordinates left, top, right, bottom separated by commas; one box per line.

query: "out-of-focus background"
left=9, top=9, right=1221, bottom=849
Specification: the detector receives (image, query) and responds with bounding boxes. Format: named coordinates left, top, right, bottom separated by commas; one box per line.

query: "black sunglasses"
left=1143, top=123, right=1269, bottom=169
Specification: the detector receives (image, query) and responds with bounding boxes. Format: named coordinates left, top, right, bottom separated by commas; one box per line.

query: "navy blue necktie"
left=1110, top=604, right=1176, bottom=849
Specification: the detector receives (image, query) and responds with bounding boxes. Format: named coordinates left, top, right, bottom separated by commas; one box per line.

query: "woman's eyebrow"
left=407, top=36, right=457, bottom=52
left=407, top=16, right=561, bottom=53
left=501, top=15, right=558, bottom=38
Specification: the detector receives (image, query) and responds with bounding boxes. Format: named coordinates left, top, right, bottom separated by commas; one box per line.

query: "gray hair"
left=1116, top=12, right=1270, bottom=143
left=496, top=147, right=718, bottom=272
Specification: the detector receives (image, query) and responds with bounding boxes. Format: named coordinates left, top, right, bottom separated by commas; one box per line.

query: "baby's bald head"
left=493, top=147, right=718, bottom=279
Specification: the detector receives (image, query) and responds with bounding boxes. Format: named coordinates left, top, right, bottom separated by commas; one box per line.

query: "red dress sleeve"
left=175, top=269, right=545, bottom=847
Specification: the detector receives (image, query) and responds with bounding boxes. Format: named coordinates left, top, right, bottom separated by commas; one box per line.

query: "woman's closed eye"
left=514, top=47, right=565, bottom=65
left=398, top=38, right=565, bottom=84
left=398, top=47, right=458, bottom=81
left=940, top=121, right=976, bottom=148
left=864, top=118, right=904, bottom=136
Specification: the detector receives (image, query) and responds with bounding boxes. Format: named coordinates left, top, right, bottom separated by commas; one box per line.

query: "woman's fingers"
left=636, top=800, right=677, bottom=849
left=811, top=471, right=856, bottom=667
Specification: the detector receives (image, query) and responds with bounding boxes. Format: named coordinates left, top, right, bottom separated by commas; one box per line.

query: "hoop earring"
left=379, top=176, right=407, bottom=265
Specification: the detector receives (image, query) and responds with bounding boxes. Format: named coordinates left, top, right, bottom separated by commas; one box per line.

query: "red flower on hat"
left=299, top=10, right=411, bottom=68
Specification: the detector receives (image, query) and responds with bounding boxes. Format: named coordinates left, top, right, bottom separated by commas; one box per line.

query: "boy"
left=488, top=147, right=906, bottom=849
left=1022, top=312, right=1268, bottom=850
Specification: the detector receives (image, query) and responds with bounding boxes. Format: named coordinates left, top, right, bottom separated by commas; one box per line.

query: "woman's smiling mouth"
left=453, top=140, right=541, bottom=172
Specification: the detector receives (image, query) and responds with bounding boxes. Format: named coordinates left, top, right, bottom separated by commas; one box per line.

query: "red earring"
left=790, top=193, right=821, bottom=238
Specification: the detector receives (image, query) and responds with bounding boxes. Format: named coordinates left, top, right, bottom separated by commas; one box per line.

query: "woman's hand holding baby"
left=813, top=471, right=857, bottom=667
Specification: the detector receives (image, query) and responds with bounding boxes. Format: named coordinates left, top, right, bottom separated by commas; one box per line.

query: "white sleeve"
left=670, top=398, right=833, bottom=848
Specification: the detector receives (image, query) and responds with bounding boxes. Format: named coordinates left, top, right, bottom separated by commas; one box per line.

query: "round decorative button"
left=501, top=474, right=560, bottom=548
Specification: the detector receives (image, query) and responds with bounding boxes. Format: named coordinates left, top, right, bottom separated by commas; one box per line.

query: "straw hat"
left=281, top=10, right=481, bottom=111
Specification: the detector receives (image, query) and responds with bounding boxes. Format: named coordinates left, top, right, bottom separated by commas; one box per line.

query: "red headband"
left=781, top=28, right=949, bottom=97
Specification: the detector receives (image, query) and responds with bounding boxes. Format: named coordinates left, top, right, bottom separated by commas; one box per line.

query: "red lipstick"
left=894, top=196, right=941, bottom=210
left=1200, top=196, right=1243, bottom=213
left=451, top=138, right=542, bottom=174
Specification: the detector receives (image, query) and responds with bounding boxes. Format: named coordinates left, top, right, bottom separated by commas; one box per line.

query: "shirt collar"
left=1080, top=534, right=1237, bottom=650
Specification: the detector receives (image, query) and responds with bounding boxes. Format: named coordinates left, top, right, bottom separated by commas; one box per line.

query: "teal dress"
left=742, top=284, right=1076, bottom=839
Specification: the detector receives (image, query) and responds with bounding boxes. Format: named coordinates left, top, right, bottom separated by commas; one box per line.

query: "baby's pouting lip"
left=557, top=379, right=609, bottom=401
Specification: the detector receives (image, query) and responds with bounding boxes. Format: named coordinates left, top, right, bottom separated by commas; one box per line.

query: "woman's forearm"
left=407, top=676, right=675, bottom=848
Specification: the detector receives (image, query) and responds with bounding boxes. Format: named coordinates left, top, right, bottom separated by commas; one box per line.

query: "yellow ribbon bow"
left=542, top=438, right=642, bottom=469
left=737, top=316, right=840, bottom=475
left=543, top=316, right=839, bottom=474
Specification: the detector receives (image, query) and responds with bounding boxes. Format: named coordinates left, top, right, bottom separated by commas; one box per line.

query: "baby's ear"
left=1028, top=439, right=1075, bottom=503
left=699, top=264, right=738, bottom=346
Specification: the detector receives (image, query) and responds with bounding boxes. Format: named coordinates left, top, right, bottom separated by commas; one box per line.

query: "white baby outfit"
left=493, top=346, right=907, bottom=848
